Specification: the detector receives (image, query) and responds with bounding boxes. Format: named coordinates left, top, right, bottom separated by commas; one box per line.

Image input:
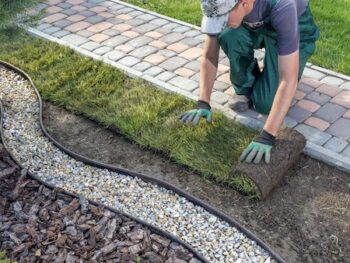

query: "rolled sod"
left=230, top=128, right=306, bottom=200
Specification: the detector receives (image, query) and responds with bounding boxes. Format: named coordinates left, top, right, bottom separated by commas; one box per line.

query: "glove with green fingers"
left=179, top=100, right=213, bottom=126
left=239, top=130, right=275, bottom=164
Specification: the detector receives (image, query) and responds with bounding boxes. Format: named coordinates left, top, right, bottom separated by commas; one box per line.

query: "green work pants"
left=217, top=6, right=320, bottom=114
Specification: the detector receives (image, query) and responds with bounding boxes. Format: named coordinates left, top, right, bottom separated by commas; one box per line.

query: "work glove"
left=179, top=100, right=212, bottom=126
left=239, top=130, right=275, bottom=164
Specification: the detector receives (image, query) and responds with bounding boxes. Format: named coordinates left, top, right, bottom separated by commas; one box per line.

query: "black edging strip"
left=0, top=60, right=287, bottom=263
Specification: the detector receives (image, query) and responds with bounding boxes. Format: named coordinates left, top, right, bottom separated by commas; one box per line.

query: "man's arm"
left=178, top=34, right=219, bottom=125
left=199, top=34, right=220, bottom=104
left=263, top=50, right=299, bottom=136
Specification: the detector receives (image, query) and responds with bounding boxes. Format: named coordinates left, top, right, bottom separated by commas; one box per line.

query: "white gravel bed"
left=0, top=65, right=273, bottom=263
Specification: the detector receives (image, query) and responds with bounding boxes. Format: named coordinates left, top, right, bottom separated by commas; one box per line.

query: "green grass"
left=0, top=33, right=259, bottom=195
left=0, top=251, right=9, bottom=263
left=123, top=0, right=350, bottom=76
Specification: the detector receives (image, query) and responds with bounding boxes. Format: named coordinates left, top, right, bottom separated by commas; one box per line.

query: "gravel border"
left=0, top=62, right=284, bottom=262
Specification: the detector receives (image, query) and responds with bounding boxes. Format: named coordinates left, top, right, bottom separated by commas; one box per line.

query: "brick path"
left=31, top=0, right=350, bottom=172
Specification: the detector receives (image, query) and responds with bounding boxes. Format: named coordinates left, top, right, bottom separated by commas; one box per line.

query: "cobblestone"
left=104, top=50, right=125, bottom=61
left=314, top=103, right=347, bottom=123
left=305, top=91, right=331, bottom=105
left=80, top=41, right=101, bottom=51
left=324, top=137, right=348, bottom=153
left=159, top=57, right=188, bottom=71
left=294, top=124, right=331, bottom=145
left=342, top=145, right=350, bottom=158
left=156, top=72, right=176, bottom=82
left=331, top=90, right=350, bottom=108
left=326, top=118, right=350, bottom=140
left=287, top=106, right=312, bottom=123
left=127, top=36, right=153, bottom=48
left=52, top=30, right=70, bottom=38
left=93, top=46, right=112, bottom=55
left=130, top=46, right=158, bottom=59
left=160, top=33, right=185, bottom=44
left=304, top=117, right=330, bottom=131
left=144, top=66, right=164, bottom=77
left=320, top=76, right=345, bottom=86
left=169, top=77, right=198, bottom=92
left=102, top=35, right=129, bottom=47
left=211, top=91, right=231, bottom=105
left=61, top=34, right=89, bottom=46
left=316, top=84, right=342, bottom=97
left=118, top=56, right=141, bottom=67
left=133, top=62, right=152, bottom=72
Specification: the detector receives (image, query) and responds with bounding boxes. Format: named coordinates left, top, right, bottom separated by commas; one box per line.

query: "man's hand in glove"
left=239, top=130, right=275, bottom=164
left=179, top=100, right=212, bottom=126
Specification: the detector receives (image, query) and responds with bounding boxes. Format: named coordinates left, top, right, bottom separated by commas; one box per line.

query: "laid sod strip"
left=0, top=33, right=258, bottom=195
left=123, top=0, right=350, bottom=75
left=0, top=251, right=9, bottom=263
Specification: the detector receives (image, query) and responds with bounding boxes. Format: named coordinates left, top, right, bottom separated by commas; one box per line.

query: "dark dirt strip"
left=42, top=101, right=350, bottom=263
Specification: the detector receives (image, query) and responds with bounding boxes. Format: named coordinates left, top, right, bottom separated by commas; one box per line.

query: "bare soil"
left=42, top=101, right=350, bottom=263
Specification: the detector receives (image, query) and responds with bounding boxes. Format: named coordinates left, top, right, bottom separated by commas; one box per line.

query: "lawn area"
left=0, top=33, right=258, bottom=195
left=123, top=0, right=350, bottom=76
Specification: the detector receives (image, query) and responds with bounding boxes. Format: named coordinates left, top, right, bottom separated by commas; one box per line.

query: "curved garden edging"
left=0, top=60, right=286, bottom=263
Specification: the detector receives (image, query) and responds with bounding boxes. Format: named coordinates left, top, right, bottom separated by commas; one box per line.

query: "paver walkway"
left=32, top=0, right=350, bottom=172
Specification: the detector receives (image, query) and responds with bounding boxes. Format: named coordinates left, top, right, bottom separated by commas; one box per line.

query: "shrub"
left=0, top=0, right=44, bottom=33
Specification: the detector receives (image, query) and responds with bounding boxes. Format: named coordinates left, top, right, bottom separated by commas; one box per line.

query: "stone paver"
left=320, top=76, right=345, bottom=86
left=174, top=67, right=195, bottom=78
left=93, top=46, right=112, bottom=55
left=294, top=124, right=331, bottom=146
left=80, top=41, right=101, bottom=51
left=89, top=33, right=110, bottom=43
left=324, top=137, right=348, bottom=153
left=61, top=34, right=88, bottom=46
left=326, top=118, right=350, bottom=140
left=316, top=84, right=342, bottom=97
left=296, top=99, right=320, bottom=113
left=144, top=54, right=167, bottom=65
left=159, top=57, right=188, bottom=71
left=287, top=106, right=312, bottom=123
left=130, top=46, right=157, bottom=59
left=118, top=56, right=141, bottom=67
left=104, top=50, right=125, bottom=61
left=331, top=90, right=350, bottom=108
left=87, top=22, right=113, bottom=32
left=102, top=36, right=129, bottom=47
left=343, top=145, right=350, bottom=158
left=43, top=13, right=67, bottom=23
left=297, top=82, right=314, bottom=94
left=144, top=66, right=164, bottom=77
left=314, top=103, right=347, bottom=123
left=133, top=62, right=152, bottom=72
left=34, top=0, right=350, bottom=172
left=340, top=82, right=350, bottom=90
left=304, top=117, right=330, bottom=131
left=65, top=21, right=91, bottom=32
left=305, top=91, right=330, bottom=105
left=343, top=110, right=350, bottom=119
left=169, top=77, right=198, bottom=92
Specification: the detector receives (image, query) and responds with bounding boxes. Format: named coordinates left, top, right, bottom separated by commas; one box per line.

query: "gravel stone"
left=0, top=66, right=272, bottom=262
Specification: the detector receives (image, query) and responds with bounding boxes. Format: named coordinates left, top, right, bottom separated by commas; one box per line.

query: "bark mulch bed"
left=0, top=146, right=202, bottom=263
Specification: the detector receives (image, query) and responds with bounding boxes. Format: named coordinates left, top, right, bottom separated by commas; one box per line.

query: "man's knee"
left=252, top=96, right=273, bottom=115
